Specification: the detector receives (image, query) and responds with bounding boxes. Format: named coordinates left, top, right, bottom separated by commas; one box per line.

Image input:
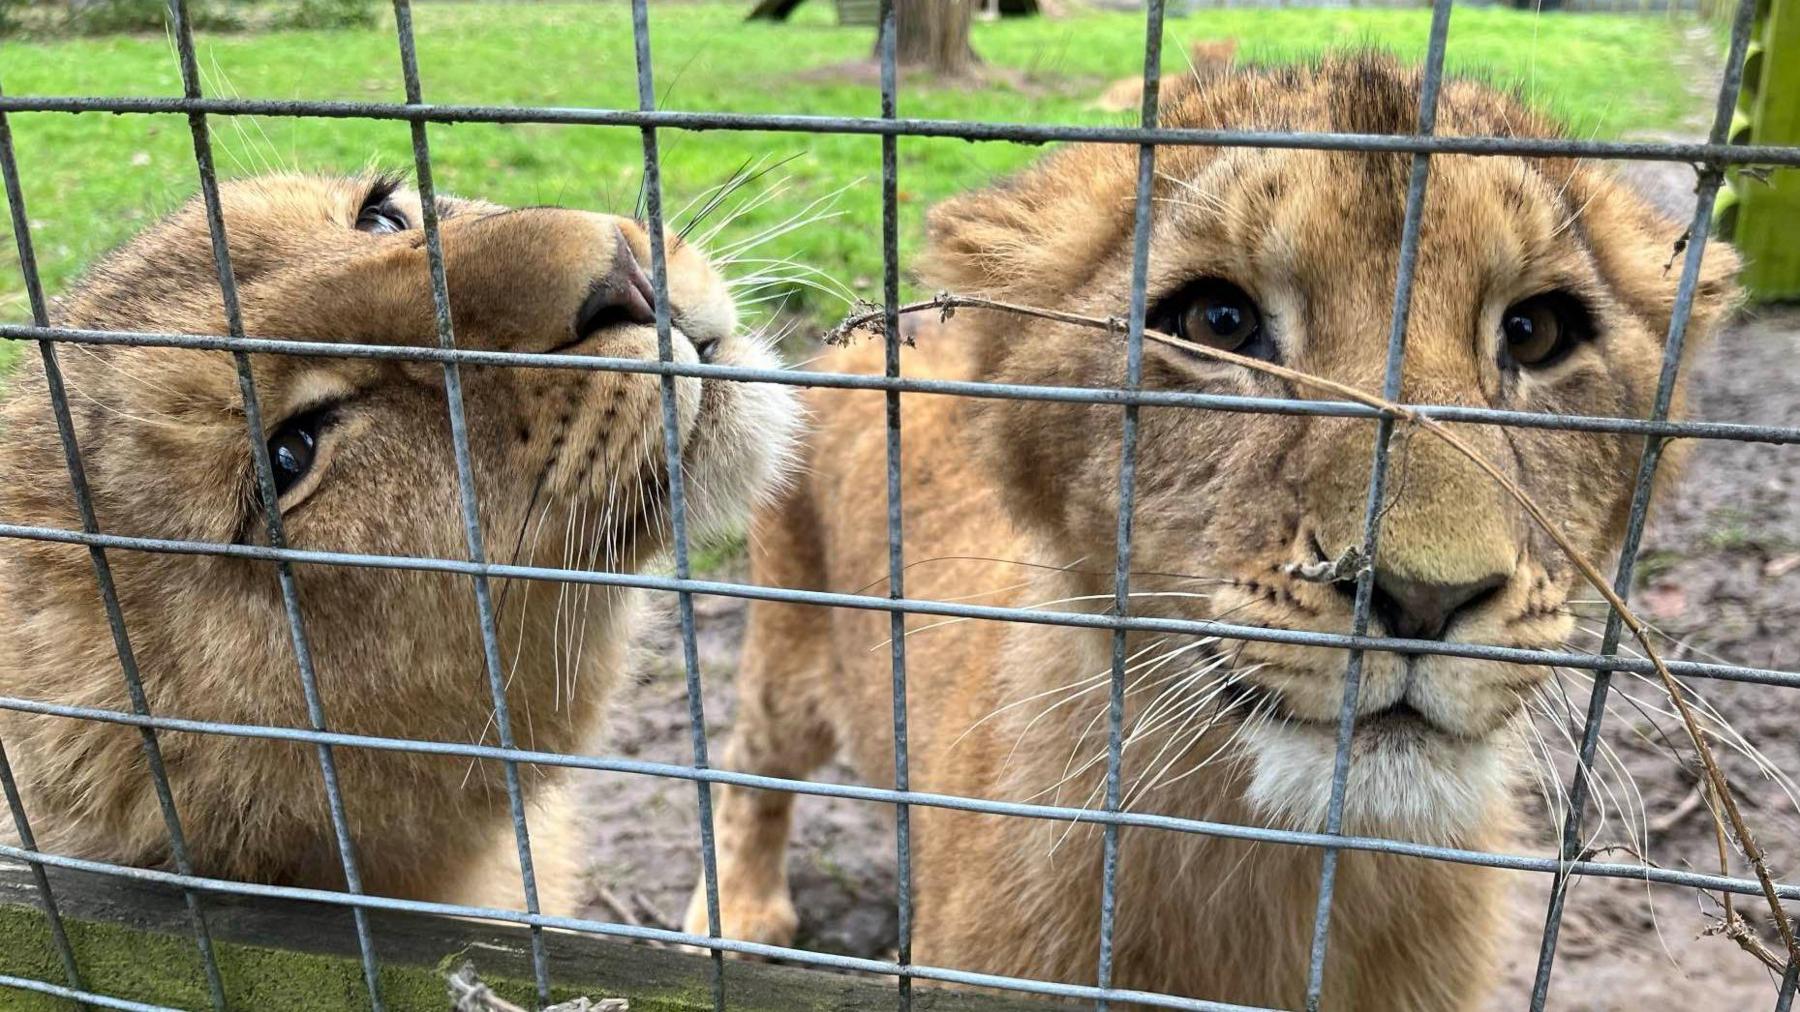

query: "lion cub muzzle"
left=1305, top=417, right=1523, bottom=642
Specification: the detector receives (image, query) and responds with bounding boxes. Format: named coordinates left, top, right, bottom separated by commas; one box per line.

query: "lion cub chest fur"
left=0, top=174, right=797, bottom=909
left=691, top=55, right=1736, bottom=1010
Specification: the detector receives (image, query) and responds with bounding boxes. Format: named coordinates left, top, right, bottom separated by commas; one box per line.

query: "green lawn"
left=2, top=2, right=1716, bottom=374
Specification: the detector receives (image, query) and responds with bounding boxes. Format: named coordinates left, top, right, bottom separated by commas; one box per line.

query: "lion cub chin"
left=690, top=54, right=1736, bottom=1011
left=0, top=174, right=798, bottom=912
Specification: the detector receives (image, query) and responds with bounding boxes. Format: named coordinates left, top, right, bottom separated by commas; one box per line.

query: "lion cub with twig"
left=0, top=175, right=798, bottom=911
left=688, top=54, right=1736, bottom=1009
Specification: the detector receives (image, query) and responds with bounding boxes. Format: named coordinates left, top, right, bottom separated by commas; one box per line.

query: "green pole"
left=1719, top=0, right=1800, bottom=301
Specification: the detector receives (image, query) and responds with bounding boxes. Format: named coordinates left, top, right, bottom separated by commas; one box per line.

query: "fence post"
left=1719, top=0, right=1800, bottom=299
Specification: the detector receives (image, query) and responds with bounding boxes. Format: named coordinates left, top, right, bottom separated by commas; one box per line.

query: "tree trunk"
left=888, top=0, right=979, bottom=77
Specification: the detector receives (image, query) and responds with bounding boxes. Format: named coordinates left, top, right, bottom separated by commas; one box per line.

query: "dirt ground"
left=560, top=164, right=1800, bottom=1010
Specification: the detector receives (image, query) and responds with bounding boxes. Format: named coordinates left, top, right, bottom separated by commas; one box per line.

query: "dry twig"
left=828, top=291, right=1799, bottom=969
left=1647, top=785, right=1707, bottom=836
left=594, top=882, right=646, bottom=929
left=446, top=961, right=628, bottom=1012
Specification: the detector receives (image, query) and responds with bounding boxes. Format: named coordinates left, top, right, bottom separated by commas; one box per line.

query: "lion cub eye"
left=1500, top=292, right=1590, bottom=369
left=267, top=413, right=323, bottom=497
left=1154, top=278, right=1268, bottom=358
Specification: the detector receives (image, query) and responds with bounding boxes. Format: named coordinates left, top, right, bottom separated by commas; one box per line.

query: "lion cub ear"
left=1572, top=170, right=1742, bottom=514
left=920, top=144, right=1135, bottom=305
left=1576, top=170, right=1743, bottom=353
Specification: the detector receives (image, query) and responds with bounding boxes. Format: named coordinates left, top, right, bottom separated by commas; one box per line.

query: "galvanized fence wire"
left=392, top=0, right=559, bottom=1005
left=8, top=322, right=1800, bottom=448
left=0, top=971, right=179, bottom=1012
left=0, top=0, right=1797, bottom=1009
left=875, top=3, right=916, bottom=1009
left=1302, top=4, right=1453, bottom=1006
left=1529, top=0, right=1763, bottom=1003
left=0, top=740, right=83, bottom=1002
left=166, top=1, right=389, bottom=1007
left=626, top=2, right=730, bottom=1008
left=1097, top=3, right=1168, bottom=1008
left=0, top=76, right=231, bottom=1012
left=7, top=94, right=1800, bottom=166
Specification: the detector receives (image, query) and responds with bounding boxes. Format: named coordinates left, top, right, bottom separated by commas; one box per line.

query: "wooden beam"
left=0, top=865, right=1074, bottom=1011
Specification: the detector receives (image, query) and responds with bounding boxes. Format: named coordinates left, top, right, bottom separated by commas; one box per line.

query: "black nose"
left=574, top=229, right=657, bottom=339
left=1368, top=569, right=1507, bottom=640
left=694, top=337, right=720, bottom=363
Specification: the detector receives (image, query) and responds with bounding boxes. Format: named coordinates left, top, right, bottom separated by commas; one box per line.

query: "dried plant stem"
left=1705, top=773, right=1786, bottom=972
left=1647, top=783, right=1705, bottom=835
left=830, top=291, right=1798, bottom=967
left=446, top=962, right=628, bottom=1012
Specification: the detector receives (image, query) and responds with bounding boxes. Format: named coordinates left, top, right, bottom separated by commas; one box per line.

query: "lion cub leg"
left=683, top=596, right=837, bottom=949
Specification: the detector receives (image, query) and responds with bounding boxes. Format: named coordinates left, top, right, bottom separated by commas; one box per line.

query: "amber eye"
left=1500, top=292, right=1590, bottom=369
left=1157, top=279, right=1266, bottom=356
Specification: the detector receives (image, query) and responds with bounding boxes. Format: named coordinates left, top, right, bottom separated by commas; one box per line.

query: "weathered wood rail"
left=0, top=865, right=1072, bottom=1011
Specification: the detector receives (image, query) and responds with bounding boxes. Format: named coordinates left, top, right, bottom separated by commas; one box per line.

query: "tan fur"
left=688, top=56, right=1738, bottom=1009
left=0, top=174, right=798, bottom=911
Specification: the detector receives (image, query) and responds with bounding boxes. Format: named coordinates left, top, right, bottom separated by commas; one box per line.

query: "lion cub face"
left=10, top=173, right=794, bottom=570
left=0, top=173, right=795, bottom=750
left=925, top=56, right=1737, bottom=842
left=0, top=173, right=797, bottom=881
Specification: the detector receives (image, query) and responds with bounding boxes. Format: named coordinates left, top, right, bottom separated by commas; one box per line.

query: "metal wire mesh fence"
left=0, top=0, right=1798, bottom=1010
left=1172, top=0, right=1710, bottom=11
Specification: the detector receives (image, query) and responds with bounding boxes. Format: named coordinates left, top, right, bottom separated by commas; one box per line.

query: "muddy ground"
left=561, top=165, right=1800, bottom=1010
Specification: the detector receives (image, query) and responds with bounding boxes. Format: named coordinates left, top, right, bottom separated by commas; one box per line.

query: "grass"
left=1, top=2, right=1718, bottom=375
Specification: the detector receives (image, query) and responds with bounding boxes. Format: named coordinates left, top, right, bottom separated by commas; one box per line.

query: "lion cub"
left=0, top=175, right=797, bottom=910
left=690, top=55, right=1736, bottom=1009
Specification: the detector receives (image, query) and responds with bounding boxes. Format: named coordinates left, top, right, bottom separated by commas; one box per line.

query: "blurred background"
left=1, top=0, right=1781, bottom=360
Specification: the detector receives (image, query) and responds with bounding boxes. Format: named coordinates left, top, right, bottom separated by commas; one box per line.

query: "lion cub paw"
left=680, top=879, right=799, bottom=957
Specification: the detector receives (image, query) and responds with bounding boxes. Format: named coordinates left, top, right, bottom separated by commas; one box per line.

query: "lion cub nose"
left=1369, top=566, right=1508, bottom=640
left=574, top=228, right=657, bottom=338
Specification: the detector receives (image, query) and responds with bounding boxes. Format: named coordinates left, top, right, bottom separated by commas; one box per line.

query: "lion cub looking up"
left=690, top=55, right=1736, bottom=1009
left=0, top=175, right=797, bottom=910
